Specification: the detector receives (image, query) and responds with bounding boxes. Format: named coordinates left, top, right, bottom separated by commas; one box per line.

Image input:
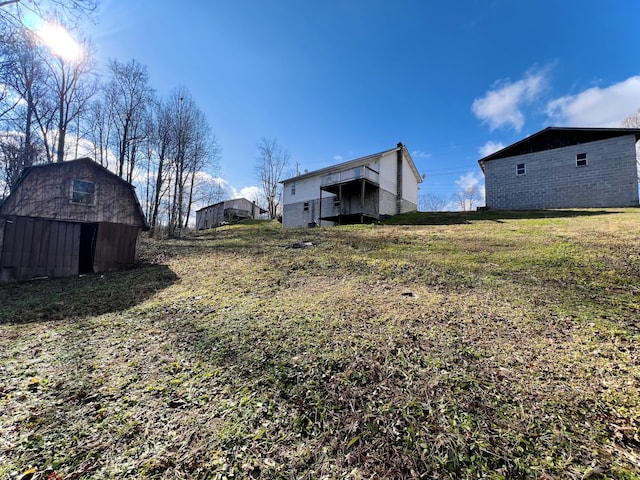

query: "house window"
left=576, top=153, right=587, bottom=167
left=516, top=163, right=526, bottom=176
left=71, top=179, right=95, bottom=205
left=333, top=199, right=340, bottom=208
left=303, top=202, right=309, bottom=212
left=291, top=182, right=296, bottom=195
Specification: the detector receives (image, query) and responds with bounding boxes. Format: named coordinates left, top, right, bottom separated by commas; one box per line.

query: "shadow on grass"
left=383, top=209, right=621, bottom=225
left=0, top=263, right=178, bottom=324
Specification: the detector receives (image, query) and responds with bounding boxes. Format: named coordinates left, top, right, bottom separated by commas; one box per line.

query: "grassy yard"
left=0, top=209, right=639, bottom=479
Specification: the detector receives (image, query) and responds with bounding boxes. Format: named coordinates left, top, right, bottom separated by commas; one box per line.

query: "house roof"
left=478, top=127, right=640, bottom=172
left=281, top=143, right=423, bottom=184
left=196, top=197, right=267, bottom=214
left=2, top=157, right=149, bottom=229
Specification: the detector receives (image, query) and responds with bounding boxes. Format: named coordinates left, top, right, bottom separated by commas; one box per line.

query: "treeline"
left=0, top=1, right=221, bottom=236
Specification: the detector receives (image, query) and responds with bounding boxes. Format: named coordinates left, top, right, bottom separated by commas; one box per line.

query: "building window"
left=576, top=153, right=587, bottom=167
left=516, top=163, right=526, bottom=176
left=71, top=179, right=95, bottom=205
left=333, top=199, right=340, bottom=208
left=303, top=202, right=309, bottom=212
left=291, top=182, right=296, bottom=195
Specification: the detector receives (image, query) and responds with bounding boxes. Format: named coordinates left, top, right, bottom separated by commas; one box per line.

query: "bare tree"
left=0, top=0, right=97, bottom=28
left=145, top=89, right=219, bottom=237
left=105, top=58, right=154, bottom=181
left=256, top=137, right=288, bottom=219
left=452, top=184, right=482, bottom=212
left=37, top=37, right=96, bottom=162
left=83, top=96, right=112, bottom=167
left=183, top=115, right=221, bottom=229
left=419, top=192, right=446, bottom=212
left=0, top=28, right=45, bottom=170
left=0, top=132, right=27, bottom=193
left=148, top=98, right=173, bottom=235
left=195, top=176, right=227, bottom=207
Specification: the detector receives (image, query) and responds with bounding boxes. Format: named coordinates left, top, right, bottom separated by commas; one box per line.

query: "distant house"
left=0, top=158, right=148, bottom=282
left=195, top=198, right=267, bottom=230
left=479, top=127, right=640, bottom=210
left=281, top=143, right=422, bottom=228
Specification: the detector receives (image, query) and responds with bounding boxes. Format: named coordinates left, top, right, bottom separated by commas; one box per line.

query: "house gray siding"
left=484, top=135, right=639, bottom=210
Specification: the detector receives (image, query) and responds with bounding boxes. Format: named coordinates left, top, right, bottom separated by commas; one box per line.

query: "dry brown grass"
left=1, top=209, right=639, bottom=479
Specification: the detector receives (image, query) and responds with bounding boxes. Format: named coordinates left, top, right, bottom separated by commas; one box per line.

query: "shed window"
left=303, top=202, right=309, bottom=212
left=516, top=163, right=526, bottom=176
left=576, top=153, right=587, bottom=167
left=71, top=179, right=95, bottom=205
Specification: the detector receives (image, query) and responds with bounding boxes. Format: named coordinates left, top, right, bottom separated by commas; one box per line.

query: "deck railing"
left=320, top=165, right=379, bottom=187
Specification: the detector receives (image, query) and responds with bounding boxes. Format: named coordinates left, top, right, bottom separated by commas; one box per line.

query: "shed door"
left=79, top=223, right=98, bottom=274
left=93, top=223, right=140, bottom=272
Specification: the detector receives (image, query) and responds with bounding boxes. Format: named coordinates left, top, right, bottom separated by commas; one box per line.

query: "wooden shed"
left=0, top=158, right=148, bottom=282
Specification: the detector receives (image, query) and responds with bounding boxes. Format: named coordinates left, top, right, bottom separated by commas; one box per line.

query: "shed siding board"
left=69, top=223, right=80, bottom=277
left=484, top=135, right=639, bottom=209
left=0, top=217, right=81, bottom=281
left=47, top=221, right=59, bottom=277
left=94, top=223, right=138, bottom=272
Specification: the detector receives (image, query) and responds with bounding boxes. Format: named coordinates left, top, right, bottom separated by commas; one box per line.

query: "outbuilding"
left=0, top=158, right=148, bottom=282
left=479, top=127, right=640, bottom=210
left=196, top=197, right=267, bottom=230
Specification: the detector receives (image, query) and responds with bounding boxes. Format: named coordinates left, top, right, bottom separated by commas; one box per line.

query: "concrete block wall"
left=282, top=197, right=337, bottom=228
left=485, top=135, right=639, bottom=209
left=379, top=189, right=398, bottom=216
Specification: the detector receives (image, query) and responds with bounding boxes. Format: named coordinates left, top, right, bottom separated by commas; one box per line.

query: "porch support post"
left=338, top=184, right=342, bottom=225
left=360, top=178, right=365, bottom=224
left=319, top=188, right=322, bottom=226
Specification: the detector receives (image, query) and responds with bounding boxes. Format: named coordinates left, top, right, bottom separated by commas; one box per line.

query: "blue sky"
left=89, top=0, right=640, bottom=208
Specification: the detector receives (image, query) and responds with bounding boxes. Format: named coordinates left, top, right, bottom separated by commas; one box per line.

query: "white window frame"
left=576, top=153, right=587, bottom=167
left=516, top=163, right=526, bottom=176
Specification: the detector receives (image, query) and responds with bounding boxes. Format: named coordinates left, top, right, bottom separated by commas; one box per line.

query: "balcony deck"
left=320, top=165, right=379, bottom=193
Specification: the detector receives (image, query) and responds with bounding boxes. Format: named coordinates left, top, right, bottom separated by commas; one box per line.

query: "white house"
left=479, top=127, right=640, bottom=210
left=281, top=143, right=422, bottom=228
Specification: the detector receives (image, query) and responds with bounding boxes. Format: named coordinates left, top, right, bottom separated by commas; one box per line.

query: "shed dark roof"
left=2, top=157, right=149, bottom=229
left=478, top=127, right=640, bottom=171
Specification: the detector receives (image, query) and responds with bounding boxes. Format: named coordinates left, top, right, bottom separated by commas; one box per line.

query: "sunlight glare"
left=37, top=22, right=83, bottom=61
left=22, top=12, right=82, bottom=61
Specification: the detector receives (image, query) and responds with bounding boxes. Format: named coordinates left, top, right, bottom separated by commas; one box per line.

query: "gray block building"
left=479, top=127, right=640, bottom=210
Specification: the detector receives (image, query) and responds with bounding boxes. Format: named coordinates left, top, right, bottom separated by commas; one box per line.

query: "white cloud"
left=333, top=155, right=343, bottom=162
left=411, top=150, right=432, bottom=159
left=478, top=141, right=505, bottom=157
left=546, top=76, right=640, bottom=127
left=231, top=185, right=261, bottom=202
left=472, top=68, right=548, bottom=132
left=456, top=171, right=481, bottom=191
